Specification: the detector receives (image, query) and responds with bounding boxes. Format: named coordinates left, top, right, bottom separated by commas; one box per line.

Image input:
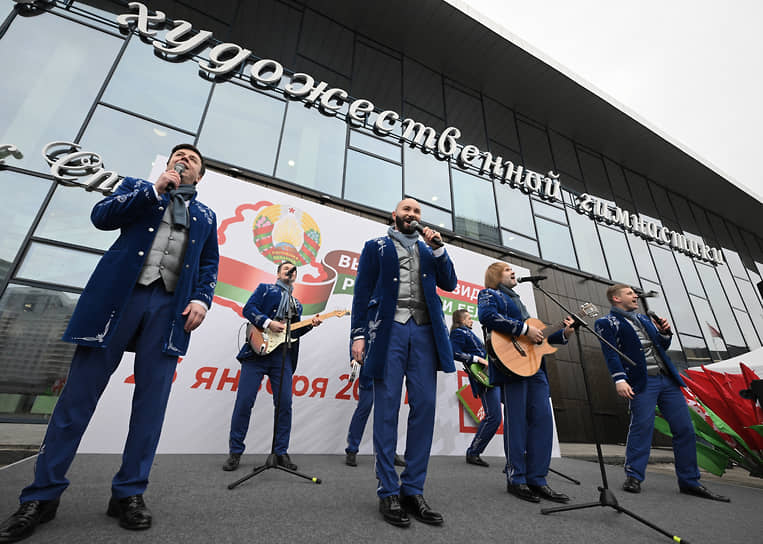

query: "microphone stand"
left=228, top=295, right=322, bottom=489
left=527, top=279, right=690, bottom=543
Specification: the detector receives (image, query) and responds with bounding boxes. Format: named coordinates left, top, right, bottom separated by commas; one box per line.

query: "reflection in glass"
left=16, top=243, right=100, bottom=290
left=599, top=226, right=639, bottom=286
left=532, top=200, right=567, bottom=223
left=678, top=334, right=712, bottom=369
left=198, top=83, right=285, bottom=176
left=102, top=37, right=212, bottom=132
left=276, top=104, right=346, bottom=196
left=674, top=252, right=704, bottom=297
left=418, top=202, right=452, bottom=231
left=535, top=217, right=577, bottom=268
left=502, top=230, right=539, bottom=257
left=452, top=170, right=500, bottom=245
left=80, top=107, right=189, bottom=181
left=734, top=279, right=763, bottom=340
left=734, top=309, right=762, bottom=350
left=689, top=294, right=728, bottom=360
left=714, top=264, right=744, bottom=310
left=0, top=284, right=79, bottom=419
left=695, top=262, right=746, bottom=348
left=350, top=131, right=401, bottom=163
left=722, top=248, right=748, bottom=280
left=627, top=232, right=657, bottom=281
left=34, top=186, right=117, bottom=251
left=567, top=211, right=607, bottom=278
left=343, top=150, right=401, bottom=212
left=495, top=181, right=534, bottom=237
left=641, top=280, right=676, bottom=329
left=0, top=13, right=121, bottom=171
left=650, top=246, right=700, bottom=336
left=1, top=173, right=52, bottom=284
left=403, top=147, right=451, bottom=209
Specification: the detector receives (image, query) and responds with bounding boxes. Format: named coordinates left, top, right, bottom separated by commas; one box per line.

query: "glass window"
left=101, top=37, right=212, bottom=132
left=198, top=83, right=285, bottom=176
left=298, top=10, right=353, bottom=77
left=1, top=172, right=52, bottom=284
left=566, top=211, right=607, bottom=278
left=735, top=279, right=763, bottom=339
left=650, top=246, right=700, bottom=336
left=535, top=217, right=577, bottom=268
left=275, top=103, right=346, bottom=196
left=674, top=252, right=704, bottom=297
left=0, top=284, right=79, bottom=420
left=678, top=334, right=712, bottom=369
left=0, top=13, right=122, bottom=171
left=624, top=170, right=659, bottom=219
left=714, top=264, right=744, bottom=310
left=696, top=262, right=747, bottom=349
left=352, top=42, right=402, bottom=113
left=34, top=185, right=118, bottom=251
left=16, top=243, right=100, bottom=290
left=577, top=149, right=611, bottom=198
left=444, top=85, right=487, bottom=150
left=403, top=58, right=444, bottom=118
left=79, top=106, right=189, bottom=181
left=734, top=309, right=762, bottom=350
left=722, top=248, right=748, bottom=280
left=502, top=230, right=539, bottom=257
left=549, top=131, right=581, bottom=179
left=627, top=232, right=658, bottom=281
left=533, top=200, right=567, bottom=224
left=641, top=280, right=676, bottom=329
left=343, top=150, right=401, bottom=212
left=484, top=98, right=519, bottom=152
left=403, top=147, right=451, bottom=209
left=451, top=170, right=500, bottom=245
left=494, top=180, right=535, bottom=237
left=350, top=131, right=401, bottom=163
left=516, top=119, right=553, bottom=175
left=418, top=203, right=452, bottom=231
left=599, top=226, right=639, bottom=285
left=689, top=294, right=729, bottom=358
left=603, top=158, right=631, bottom=202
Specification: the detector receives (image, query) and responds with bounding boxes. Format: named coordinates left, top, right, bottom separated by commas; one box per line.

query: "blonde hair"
left=484, top=262, right=507, bottom=289
left=606, top=283, right=632, bottom=303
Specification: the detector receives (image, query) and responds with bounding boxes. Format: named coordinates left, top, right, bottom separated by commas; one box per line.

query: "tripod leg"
left=274, top=464, right=322, bottom=484
left=548, top=467, right=581, bottom=485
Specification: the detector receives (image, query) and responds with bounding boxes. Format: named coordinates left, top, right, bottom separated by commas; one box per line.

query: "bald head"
left=392, top=198, right=422, bottom=234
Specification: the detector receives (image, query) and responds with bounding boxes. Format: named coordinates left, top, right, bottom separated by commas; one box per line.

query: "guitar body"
left=245, top=309, right=349, bottom=356
left=490, top=318, right=558, bottom=377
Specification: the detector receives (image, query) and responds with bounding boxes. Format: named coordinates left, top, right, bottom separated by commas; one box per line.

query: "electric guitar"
left=489, top=302, right=599, bottom=377
left=246, top=309, right=350, bottom=356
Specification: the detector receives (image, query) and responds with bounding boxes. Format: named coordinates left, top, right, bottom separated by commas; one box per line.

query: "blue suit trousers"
left=228, top=349, right=294, bottom=455
left=373, top=320, right=437, bottom=498
left=466, top=385, right=502, bottom=456
left=501, top=371, right=553, bottom=486
left=625, top=374, right=700, bottom=488
left=20, top=282, right=179, bottom=502
left=346, top=376, right=373, bottom=453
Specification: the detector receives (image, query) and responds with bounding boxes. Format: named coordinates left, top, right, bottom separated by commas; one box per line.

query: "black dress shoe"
left=393, top=454, right=407, bottom=467
left=528, top=484, right=569, bottom=503
left=506, top=483, right=541, bottom=503
left=622, top=476, right=641, bottom=493
left=379, top=495, right=410, bottom=527
left=107, top=495, right=151, bottom=530
left=400, top=494, right=443, bottom=525
left=0, top=499, right=59, bottom=543
left=345, top=452, right=358, bottom=467
left=276, top=453, right=298, bottom=470
left=222, top=453, right=241, bottom=471
left=679, top=484, right=730, bottom=502
left=466, top=454, right=489, bottom=467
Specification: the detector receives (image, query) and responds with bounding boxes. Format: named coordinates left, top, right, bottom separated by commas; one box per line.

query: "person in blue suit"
left=222, top=262, right=320, bottom=473
left=478, top=262, right=573, bottom=504
left=450, top=309, right=501, bottom=467
left=0, top=144, right=219, bottom=542
left=350, top=198, right=457, bottom=527
left=594, top=284, right=729, bottom=502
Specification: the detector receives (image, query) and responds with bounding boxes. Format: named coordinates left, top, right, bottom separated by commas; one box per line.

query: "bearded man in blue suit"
left=595, top=284, right=729, bottom=502
left=0, top=144, right=219, bottom=542
left=350, top=198, right=457, bottom=528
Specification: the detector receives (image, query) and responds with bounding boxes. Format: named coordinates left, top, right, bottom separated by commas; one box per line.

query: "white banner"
left=80, top=163, right=559, bottom=457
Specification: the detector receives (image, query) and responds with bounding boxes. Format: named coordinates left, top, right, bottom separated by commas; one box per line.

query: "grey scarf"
left=275, top=279, right=295, bottom=321
left=387, top=227, right=419, bottom=250
left=168, top=184, right=196, bottom=228
left=499, top=284, right=530, bottom=320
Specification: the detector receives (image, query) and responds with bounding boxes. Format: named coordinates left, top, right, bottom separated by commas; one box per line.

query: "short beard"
left=395, top=215, right=415, bottom=234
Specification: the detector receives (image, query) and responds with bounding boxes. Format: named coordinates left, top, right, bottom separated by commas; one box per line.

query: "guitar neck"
left=289, top=310, right=344, bottom=331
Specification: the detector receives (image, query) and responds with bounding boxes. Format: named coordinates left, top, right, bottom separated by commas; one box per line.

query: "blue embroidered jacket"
left=450, top=325, right=487, bottom=397
left=350, top=236, right=458, bottom=379
left=62, top=177, right=219, bottom=356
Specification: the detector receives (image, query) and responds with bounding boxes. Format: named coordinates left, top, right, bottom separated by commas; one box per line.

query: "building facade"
left=1, top=0, right=762, bottom=444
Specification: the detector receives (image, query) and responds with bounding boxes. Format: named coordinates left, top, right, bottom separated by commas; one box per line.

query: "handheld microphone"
left=637, top=290, right=659, bottom=298
left=168, top=162, right=185, bottom=191
left=287, top=266, right=297, bottom=277
left=517, top=275, right=547, bottom=284
left=409, top=220, right=443, bottom=248
left=349, top=360, right=361, bottom=383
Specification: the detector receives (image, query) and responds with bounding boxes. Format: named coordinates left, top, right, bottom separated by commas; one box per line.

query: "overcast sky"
left=450, top=0, right=763, bottom=204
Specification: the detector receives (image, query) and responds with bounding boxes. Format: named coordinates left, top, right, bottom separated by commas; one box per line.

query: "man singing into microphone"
left=0, top=144, right=219, bottom=542
left=350, top=198, right=457, bottom=527
left=222, top=262, right=320, bottom=473
left=478, top=263, right=573, bottom=503
left=594, top=284, right=729, bottom=501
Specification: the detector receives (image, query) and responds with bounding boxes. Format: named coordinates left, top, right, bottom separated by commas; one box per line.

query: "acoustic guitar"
left=489, top=303, right=598, bottom=378
left=246, top=309, right=350, bottom=356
